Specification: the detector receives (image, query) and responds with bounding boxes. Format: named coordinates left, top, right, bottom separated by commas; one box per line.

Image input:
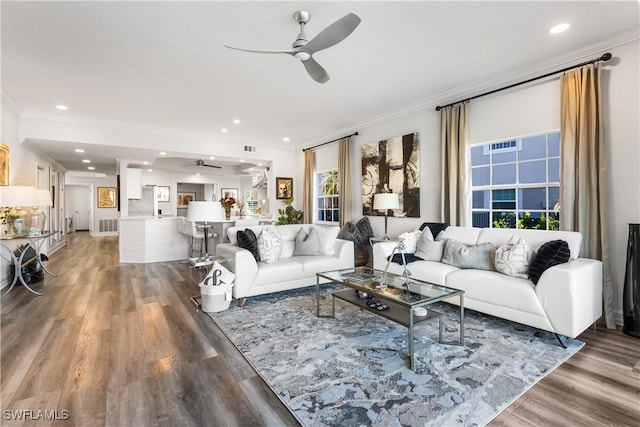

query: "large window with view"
left=470, top=131, right=560, bottom=230
left=315, top=169, right=339, bottom=223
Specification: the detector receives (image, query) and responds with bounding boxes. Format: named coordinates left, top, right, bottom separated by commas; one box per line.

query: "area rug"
left=208, top=284, right=584, bottom=426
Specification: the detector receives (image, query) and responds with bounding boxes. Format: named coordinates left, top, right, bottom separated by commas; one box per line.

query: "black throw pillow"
left=528, top=239, right=571, bottom=285
left=419, top=222, right=449, bottom=239
left=237, top=229, right=260, bottom=262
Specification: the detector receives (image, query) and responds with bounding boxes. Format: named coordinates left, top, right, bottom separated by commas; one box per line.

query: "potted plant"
left=276, top=197, right=303, bottom=225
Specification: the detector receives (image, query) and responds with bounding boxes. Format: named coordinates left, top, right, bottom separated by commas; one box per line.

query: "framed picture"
left=276, top=177, right=293, bottom=200
left=0, top=143, right=9, bottom=185
left=178, top=192, right=196, bottom=207
left=156, top=186, right=170, bottom=202
left=221, top=188, right=238, bottom=200
left=97, top=187, right=117, bottom=208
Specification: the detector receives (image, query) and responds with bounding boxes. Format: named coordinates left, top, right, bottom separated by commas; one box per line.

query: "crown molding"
left=1, top=90, right=22, bottom=115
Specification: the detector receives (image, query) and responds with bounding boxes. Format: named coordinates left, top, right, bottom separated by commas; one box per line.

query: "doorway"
left=71, top=186, right=91, bottom=231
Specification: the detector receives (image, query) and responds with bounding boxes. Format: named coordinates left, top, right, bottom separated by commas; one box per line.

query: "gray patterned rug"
left=209, top=283, right=583, bottom=426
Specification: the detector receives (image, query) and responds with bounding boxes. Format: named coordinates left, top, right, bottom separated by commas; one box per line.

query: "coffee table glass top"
left=318, top=266, right=462, bottom=308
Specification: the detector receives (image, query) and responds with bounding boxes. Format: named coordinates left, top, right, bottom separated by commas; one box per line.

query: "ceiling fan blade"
left=202, top=164, right=221, bottom=169
left=304, top=13, right=361, bottom=53
left=223, top=44, right=295, bottom=56
left=302, top=58, right=330, bottom=84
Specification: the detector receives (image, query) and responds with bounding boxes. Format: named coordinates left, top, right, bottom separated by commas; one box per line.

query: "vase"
left=224, top=208, right=231, bottom=220
left=623, top=223, right=640, bottom=338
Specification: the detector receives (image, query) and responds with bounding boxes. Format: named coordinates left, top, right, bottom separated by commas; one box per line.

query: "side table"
left=1, top=231, right=58, bottom=297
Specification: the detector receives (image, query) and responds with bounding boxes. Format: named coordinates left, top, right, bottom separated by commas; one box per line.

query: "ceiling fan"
left=223, top=10, right=361, bottom=84
left=183, top=159, right=221, bottom=169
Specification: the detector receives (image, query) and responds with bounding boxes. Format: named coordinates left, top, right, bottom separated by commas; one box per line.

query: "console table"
left=1, top=231, right=58, bottom=297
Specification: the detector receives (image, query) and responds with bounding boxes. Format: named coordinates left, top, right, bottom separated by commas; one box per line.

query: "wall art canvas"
left=0, top=143, right=9, bottom=185
left=361, top=132, right=420, bottom=217
left=97, top=187, right=117, bottom=208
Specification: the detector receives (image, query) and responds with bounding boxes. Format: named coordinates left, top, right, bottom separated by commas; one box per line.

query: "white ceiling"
left=2, top=1, right=638, bottom=175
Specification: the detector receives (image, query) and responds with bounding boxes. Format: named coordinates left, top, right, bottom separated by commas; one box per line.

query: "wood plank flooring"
left=1, top=232, right=639, bottom=426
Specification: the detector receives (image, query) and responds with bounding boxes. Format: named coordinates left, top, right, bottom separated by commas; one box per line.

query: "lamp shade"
left=373, top=193, right=399, bottom=211
left=187, top=201, right=222, bottom=222
left=0, top=185, right=38, bottom=207
left=36, top=189, right=53, bottom=207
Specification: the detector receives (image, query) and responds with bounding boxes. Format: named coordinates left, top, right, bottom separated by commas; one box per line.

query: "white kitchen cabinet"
left=126, top=168, right=142, bottom=199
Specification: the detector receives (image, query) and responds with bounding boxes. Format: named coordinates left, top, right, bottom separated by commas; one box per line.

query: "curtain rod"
left=302, top=131, right=359, bottom=152
left=435, top=52, right=612, bottom=111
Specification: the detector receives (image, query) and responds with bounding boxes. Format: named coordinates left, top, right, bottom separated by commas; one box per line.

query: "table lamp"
left=373, top=192, right=399, bottom=240
left=0, top=185, right=39, bottom=236
left=187, top=201, right=223, bottom=257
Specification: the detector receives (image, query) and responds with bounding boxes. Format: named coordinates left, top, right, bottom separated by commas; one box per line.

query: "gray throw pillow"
left=441, top=238, right=496, bottom=271
left=293, top=227, right=322, bottom=256
left=414, top=227, right=445, bottom=261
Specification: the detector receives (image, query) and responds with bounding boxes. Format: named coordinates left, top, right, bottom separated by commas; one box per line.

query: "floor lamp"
left=373, top=192, right=399, bottom=240
left=187, top=201, right=223, bottom=258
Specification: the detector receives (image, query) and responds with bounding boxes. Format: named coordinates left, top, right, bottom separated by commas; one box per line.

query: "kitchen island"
left=119, top=216, right=189, bottom=263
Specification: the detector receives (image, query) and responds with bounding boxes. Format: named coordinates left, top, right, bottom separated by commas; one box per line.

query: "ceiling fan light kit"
left=224, top=10, right=361, bottom=83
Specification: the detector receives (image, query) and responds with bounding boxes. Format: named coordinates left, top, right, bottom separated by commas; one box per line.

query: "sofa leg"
left=554, top=333, right=567, bottom=349
left=239, top=298, right=247, bottom=307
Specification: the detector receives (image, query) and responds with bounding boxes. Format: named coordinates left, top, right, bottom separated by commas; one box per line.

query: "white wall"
left=65, top=175, right=118, bottom=234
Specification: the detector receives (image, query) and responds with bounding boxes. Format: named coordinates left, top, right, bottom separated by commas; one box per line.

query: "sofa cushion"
left=256, top=227, right=282, bottom=264
left=252, top=258, right=306, bottom=286
left=292, top=255, right=345, bottom=276
left=442, top=239, right=496, bottom=271
left=476, top=228, right=582, bottom=260
left=528, top=239, right=571, bottom=284
left=414, top=227, right=445, bottom=261
left=314, top=225, right=339, bottom=255
left=293, top=227, right=322, bottom=256
left=390, top=260, right=459, bottom=286
left=495, top=236, right=533, bottom=279
left=237, top=229, right=260, bottom=262
left=436, top=226, right=481, bottom=245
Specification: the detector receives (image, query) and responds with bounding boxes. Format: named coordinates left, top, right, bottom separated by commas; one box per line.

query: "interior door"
left=74, top=187, right=91, bottom=231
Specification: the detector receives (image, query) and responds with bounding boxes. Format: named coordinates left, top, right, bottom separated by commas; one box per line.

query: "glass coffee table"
left=316, top=267, right=464, bottom=370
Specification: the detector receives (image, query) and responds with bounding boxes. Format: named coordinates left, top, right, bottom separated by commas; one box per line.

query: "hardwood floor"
left=1, top=232, right=639, bottom=426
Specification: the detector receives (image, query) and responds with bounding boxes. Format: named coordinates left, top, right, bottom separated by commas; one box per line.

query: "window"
left=315, top=169, right=339, bottom=223
left=243, top=188, right=259, bottom=214
left=471, top=131, right=560, bottom=230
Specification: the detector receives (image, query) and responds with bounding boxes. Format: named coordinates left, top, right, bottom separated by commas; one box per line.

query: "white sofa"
left=373, top=226, right=603, bottom=339
left=217, top=224, right=354, bottom=301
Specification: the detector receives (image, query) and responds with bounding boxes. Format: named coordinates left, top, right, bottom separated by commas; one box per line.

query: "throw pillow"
left=337, top=222, right=365, bottom=248
left=236, top=229, right=260, bottom=262
left=293, top=227, right=323, bottom=256
left=495, top=236, right=533, bottom=279
left=313, top=225, right=339, bottom=255
left=528, top=239, right=571, bottom=284
left=356, top=217, right=374, bottom=240
left=414, top=227, right=446, bottom=261
left=441, top=239, right=496, bottom=271
left=256, top=227, right=282, bottom=264
left=419, top=222, right=449, bottom=239
left=398, top=229, right=422, bottom=253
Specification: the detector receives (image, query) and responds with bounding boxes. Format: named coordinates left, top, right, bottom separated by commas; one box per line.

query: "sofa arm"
left=333, top=239, right=355, bottom=268
left=536, top=258, right=603, bottom=338
left=372, top=241, right=401, bottom=270
left=216, top=243, right=258, bottom=299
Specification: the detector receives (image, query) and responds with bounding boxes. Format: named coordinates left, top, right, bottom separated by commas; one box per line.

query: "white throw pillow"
left=313, top=225, right=339, bottom=255
left=414, top=227, right=446, bottom=261
left=293, top=227, right=323, bottom=256
left=398, top=229, right=422, bottom=253
left=256, top=227, right=282, bottom=264
left=495, top=236, right=533, bottom=279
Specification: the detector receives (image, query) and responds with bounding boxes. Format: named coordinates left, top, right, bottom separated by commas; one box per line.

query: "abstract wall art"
left=361, top=132, right=420, bottom=217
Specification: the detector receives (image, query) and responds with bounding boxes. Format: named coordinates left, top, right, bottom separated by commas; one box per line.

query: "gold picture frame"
left=97, top=187, right=117, bottom=208
left=276, top=177, right=293, bottom=199
left=178, top=192, right=195, bottom=207
left=0, top=143, right=9, bottom=185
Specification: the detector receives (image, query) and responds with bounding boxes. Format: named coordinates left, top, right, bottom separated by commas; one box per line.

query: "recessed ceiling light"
left=209, top=156, right=215, bottom=160
left=148, top=169, right=153, bottom=172
left=196, top=172, right=201, bottom=176
left=240, top=159, right=245, bottom=162
left=87, top=166, right=95, bottom=170
left=160, top=152, right=166, bottom=156
left=549, top=23, right=570, bottom=34
left=249, top=168, right=254, bottom=171
left=143, top=161, right=149, bottom=165
left=233, top=119, right=240, bottom=124
left=82, top=159, right=91, bottom=163
left=55, top=105, right=68, bottom=111
left=283, top=137, right=290, bottom=142
left=221, top=128, right=228, bottom=133
left=74, top=148, right=85, bottom=153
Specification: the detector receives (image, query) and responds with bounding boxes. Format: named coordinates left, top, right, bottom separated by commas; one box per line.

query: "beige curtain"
left=560, top=63, right=615, bottom=329
left=440, top=102, right=470, bottom=226
left=303, top=150, right=314, bottom=224
left=338, top=137, right=352, bottom=226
